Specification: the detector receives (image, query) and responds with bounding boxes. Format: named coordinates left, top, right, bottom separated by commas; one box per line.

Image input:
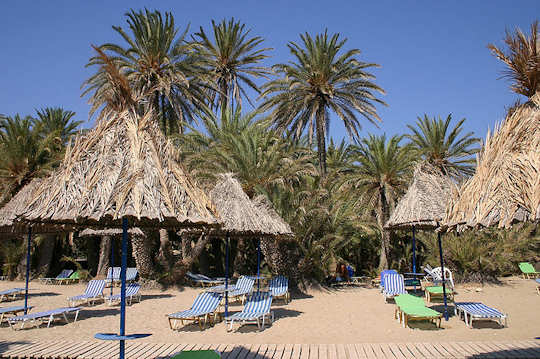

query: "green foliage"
left=406, top=114, right=480, bottom=178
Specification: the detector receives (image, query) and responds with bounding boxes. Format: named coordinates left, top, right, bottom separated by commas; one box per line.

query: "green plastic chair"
left=518, top=262, right=539, bottom=279
left=394, top=294, right=442, bottom=328
left=170, top=350, right=221, bottom=359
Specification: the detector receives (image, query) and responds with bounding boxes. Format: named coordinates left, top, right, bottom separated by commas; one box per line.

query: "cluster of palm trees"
left=0, top=10, right=537, bottom=282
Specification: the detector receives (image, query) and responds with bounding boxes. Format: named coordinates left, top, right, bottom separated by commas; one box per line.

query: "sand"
left=0, top=277, right=538, bottom=344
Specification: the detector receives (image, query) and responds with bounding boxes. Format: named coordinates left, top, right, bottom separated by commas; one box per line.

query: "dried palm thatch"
left=79, top=227, right=144, bottom=237
left=252, top=194, right=293, bottom=238
left=385, top=163, right=458, bottom=230
left=444, top=93, right=540, bottom=230
left=18, top=109, right=220, bottom=230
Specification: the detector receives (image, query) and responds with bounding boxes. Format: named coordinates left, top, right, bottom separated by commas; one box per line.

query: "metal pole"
left=119, top=218, right=128, bottom=359
left=412, top=226, right=417, bottom=291
left=225, top=233, right=230, bottom=319
left=257, top=238, right=261, bottom=292
left=24, top=227, right=32, bottom=315
left=437, top=231, right=449, bottom=321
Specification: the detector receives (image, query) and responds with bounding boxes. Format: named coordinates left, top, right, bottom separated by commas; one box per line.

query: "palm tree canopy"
left=258, top=30, right=386, bottom=175
left=83, top=8, right=210, bottom=134
left=488, top=20, right=540, bottom=98
left=193, top=18, right=272, bottom=109
left=406, top=114, right=480, bottom=178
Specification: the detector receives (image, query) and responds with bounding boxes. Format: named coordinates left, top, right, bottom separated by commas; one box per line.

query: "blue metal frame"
left=24, top=227, right=32, bottom=315
left=437, top=231, right=449, bottom=321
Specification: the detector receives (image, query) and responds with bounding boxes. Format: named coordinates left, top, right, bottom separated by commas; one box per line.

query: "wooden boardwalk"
left=0, top=341, right=539, bottom=359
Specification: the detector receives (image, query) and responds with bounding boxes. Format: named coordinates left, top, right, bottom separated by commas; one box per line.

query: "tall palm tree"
left=259, top=30, right=386, bottom=176
left=406, top=114, right=479, bottom=178
left=488, top=20, right=539, bottom=99
left=350, top=134, right=413, bottom=270
left=34, top=107, right=82, bottom=149
left=193, top=18, right=272, bottom=110
left=83, top=8, right=209, bottom=135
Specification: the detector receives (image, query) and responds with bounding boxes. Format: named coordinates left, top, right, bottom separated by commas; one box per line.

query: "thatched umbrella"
left=17, top=109, right=220, bottom=357
left=385, top=163, right=458, bottom=320
left=444, top=95, right=540, bottom=230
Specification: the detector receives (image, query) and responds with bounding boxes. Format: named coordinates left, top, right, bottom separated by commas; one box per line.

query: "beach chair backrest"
left=191, top=292, right=222, bottom=312
left=235, top=276, right=255, bottom=292
left=126, top=268, right=138, bottom=281
left=125, top=283, right=140, bottom=296
left=383, top=273, right=405, bottom=293
left=57, top=269, right=73, bottom=279
left=85, top=280, right=106, bottom=297
left=519, top=262, right=536, bottom=274
left=269, top=276, right=288, bottom=296
left=380, top=270, right=397, bottom=288
left=243, top=292, right=272, bottom=314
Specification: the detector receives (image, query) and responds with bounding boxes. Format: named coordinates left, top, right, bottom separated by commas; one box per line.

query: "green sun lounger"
left=394, top=294, right=442, bottom=328
left=518, top=262, right=539, bottom=279
left=425, top=285, right=454, bottom=303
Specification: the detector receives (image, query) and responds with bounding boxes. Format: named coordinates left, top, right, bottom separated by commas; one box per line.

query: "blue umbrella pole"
left=412, top=226, right=417, bottom=291
left=257, top=238, right=261, bottom=292
left=24, top=226, right=32, bottom=315
left=437, top=231, right=449, bottom=321
left=225, top=233, right=230, bottom=319
left=119, top=218, right=128, bottom=359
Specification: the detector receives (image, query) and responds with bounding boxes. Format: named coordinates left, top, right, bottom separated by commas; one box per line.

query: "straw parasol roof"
left=252, top=194, right=293, bottom=238
left=385, top=163, right=457, bottom=230
left=79, top=228, right=144, bottom=237
left=444, top=94, right=540, bottom=230
left=18, top=109, right=220, bottom=230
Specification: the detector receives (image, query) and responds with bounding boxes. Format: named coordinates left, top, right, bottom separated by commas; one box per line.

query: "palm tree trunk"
left=96, top=235, right=112, bottom=277
left=37, top=234, right=56, bottom=277
left=377, top=187, right=391, bottom=271
left=316, top=107, right=327, bottom=176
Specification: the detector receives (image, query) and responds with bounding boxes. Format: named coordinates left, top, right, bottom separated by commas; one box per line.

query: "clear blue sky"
left=1, top=1, right=538, bottom=142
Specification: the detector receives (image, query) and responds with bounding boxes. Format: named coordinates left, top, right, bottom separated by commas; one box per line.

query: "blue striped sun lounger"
left=39, top=269, right=73, bottom=285
left=0, top=288, right=25, bottom=302
left=225, top=292, right=274, bottom=332
left=8, top=307, right=81, bottom=330
left=0, top=306, right=34, bottom=323
left=455, top=302, right=508, bottom=328
left=229, top=276, right=255, bottom=304
left=269, top=276, right=290, bottom=303
left=106, top=283, right=141, bottom=306
left=68, top=280, right=105, bottom=306
left=382, top=273, right=407, bottom=302
left=168, top=292, right=223, bottom=330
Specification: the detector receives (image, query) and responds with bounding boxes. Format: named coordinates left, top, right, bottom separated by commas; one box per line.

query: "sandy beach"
left=0, top=277, right=538, bottom=344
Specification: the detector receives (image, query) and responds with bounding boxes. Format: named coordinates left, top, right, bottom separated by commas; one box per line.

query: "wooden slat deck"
left=0, top=341, right=538, bottom=359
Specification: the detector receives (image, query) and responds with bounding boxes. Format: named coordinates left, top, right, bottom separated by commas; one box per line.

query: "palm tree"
left=406, top=114, right=479, bottom=178
left=34, top=107, right=82, bottom=150
left=259, top=30, right=386, bottom=176
left=350, top=134, right=413, bottom=270
left=488, top=20, right=539, bottom=98
left=83, top=8, right=209, bottom=135
left=193, top=18, right=272, bottom=110
left=0, top=115, right=55, bottom=201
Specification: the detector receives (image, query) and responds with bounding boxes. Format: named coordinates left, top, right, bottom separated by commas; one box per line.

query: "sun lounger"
left=518, top=262, right=539, bottom=279
left=382, top=273, right=407, bottom=302
left=39, top=269, right=73, bottom=285
left=268, top=276, right=290, bottom=303
left=393, top=294, right=442, bottom=328
left=0, top=288, right=25, bottom=302
left=8, top=307, right=81, bottom=330
left=225, top=292, right=274, bottom=332
left=425, top=285, right=454, bottom=303
left=167, top=292, right=223, bottom=330
left=106, top=283, right=141, bottom=305
left=229, top=276, right=255, bottom=304
left=0, top=306, right=33, bottom=323
left=454, top=302, right=507, bottom=328
left=55, top=270, right=81, bottom=285
left=67, top=279, right=105, bottom=306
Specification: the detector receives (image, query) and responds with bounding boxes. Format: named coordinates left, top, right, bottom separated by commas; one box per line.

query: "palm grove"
left=1, top=10, right=538, bottom=286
